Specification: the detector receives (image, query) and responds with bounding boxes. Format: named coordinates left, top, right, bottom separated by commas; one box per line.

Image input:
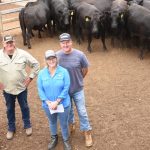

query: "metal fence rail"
left=0, top=0, right=28, bottom=5
left=0, top=0, right=34, bottom=33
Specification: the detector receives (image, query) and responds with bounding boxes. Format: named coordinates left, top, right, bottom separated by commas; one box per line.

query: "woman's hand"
left=50, top=101, right=59, bottom=110
left=47, top=101, right=58, bottom=110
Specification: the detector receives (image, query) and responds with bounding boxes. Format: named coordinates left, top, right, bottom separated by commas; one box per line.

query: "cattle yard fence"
left=0, top=0, right=34, bottom=33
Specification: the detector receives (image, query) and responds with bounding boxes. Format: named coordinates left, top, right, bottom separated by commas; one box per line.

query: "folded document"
left=49, top=104, right=64, bottom=114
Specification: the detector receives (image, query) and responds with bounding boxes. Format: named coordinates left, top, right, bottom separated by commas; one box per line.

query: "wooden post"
left=0, top=11, right=3, bottom=33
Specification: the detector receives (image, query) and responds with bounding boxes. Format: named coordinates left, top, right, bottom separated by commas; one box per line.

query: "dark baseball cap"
left=59, top=33, right=71, bottom=42
left=3, top=35, right=15, bottom=43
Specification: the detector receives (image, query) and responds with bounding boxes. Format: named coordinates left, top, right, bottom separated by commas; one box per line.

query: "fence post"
left=0, top=11, right=3, bottom=33
left=0, top=0, right=32, bottom=33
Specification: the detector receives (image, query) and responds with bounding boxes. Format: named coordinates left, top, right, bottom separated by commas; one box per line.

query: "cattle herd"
left=19, top=0, right=150, bottom=59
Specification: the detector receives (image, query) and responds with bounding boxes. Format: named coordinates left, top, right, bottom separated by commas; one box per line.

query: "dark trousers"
left=3, top=89, right=31, bottom=132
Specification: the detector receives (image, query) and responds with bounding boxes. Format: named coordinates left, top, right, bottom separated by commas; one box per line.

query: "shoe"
left=48, top=135, right=58, bottom=150
left=25, top=127, right=32, bottom=136
left=6, top=131, right=14, bottom=140
left=84, top=130, right=93, bottom=147
left=69, top=123, right=75, bottom=135
left=63, top=140, right=72, bottom=150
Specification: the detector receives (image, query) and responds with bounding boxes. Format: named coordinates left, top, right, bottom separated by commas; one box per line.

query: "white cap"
left=3, top=35, right=15, bottom=43
left=45, top=50, right=56, bottom=59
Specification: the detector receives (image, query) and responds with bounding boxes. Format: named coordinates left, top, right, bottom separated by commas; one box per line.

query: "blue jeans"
left=69, top=90, right=92, bottom=131
left=42, top=102, right=70, bottom=141
left=3, top=89, right=31, bottom=132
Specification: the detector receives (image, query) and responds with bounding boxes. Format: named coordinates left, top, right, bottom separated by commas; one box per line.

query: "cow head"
left=111, top=0, right=128, bottom=29
left=57, top=6, right=69, bottom=27
left=111, top=10, right=127, bottom=30
left=111, top=9, right=120, bottom=29
left=84, top=10, right=101, bottom=34
left=84, top=15, right=97, bottom=34
left=63, top=7, right=70, bottom=25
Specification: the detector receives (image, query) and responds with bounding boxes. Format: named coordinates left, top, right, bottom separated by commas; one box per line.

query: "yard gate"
left=0, top=0, right=34, bottom=33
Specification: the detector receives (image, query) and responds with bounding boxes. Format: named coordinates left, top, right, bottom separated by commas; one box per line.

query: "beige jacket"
left=0, top=48, right=40, bottom=95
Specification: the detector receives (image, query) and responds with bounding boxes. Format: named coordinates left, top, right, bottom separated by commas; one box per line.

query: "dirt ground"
left=1, top=4, right=150, bottom=150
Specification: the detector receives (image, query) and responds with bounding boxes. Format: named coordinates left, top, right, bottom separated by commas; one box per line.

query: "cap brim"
left=60, top=39, right=71, bottom=42
left=4, top=40, right=14, bottom=43
left=45, top=55, right=57, bottom=59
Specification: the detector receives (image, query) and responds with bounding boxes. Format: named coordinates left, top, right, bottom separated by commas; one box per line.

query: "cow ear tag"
left=51, top=20, right=54, bottom=25
left=85, top=17, right=89, bottom=22
left=121, top=14, right=123, bottom=19
left=71, top=11, right=74, bottom=16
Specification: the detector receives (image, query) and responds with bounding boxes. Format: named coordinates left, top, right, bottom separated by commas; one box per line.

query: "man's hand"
left=0, top=82, right=4, bottom=90
left=23, top=77, right=33, bottom=87
left=82, top=68, right=88, bottom=78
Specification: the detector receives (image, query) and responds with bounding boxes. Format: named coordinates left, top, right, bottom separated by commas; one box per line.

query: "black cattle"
left=77, top=0, right=112, bottom=12
left=75, top=0, right=112, bottom=35
left=129, top=0, right=150, bottom=10
left=19, top=0, right=51, bottom=49
left=71, top=1, right=107, bottom=52
left=130, top=0, right=150, bottom=9
left=110, top=0, right=128, bottom=47
left=127, top=3, right=150, bottom=59
left=143, top=0, right=150, bottom=10
left=131, top=0, right=143, bottom=4
left=24, top=2, right=45, bottom=37
left=50, top=0, right=70, bottom=32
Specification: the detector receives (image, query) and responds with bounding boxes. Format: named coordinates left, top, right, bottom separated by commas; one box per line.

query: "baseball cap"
left=3, top=35, right=15, bottom=43
left=59, top=33, right=71, bottom=42
left=45, top=50, right=56, bottom=59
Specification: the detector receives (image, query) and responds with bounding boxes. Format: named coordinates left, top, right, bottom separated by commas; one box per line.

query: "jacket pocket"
left=14, top=60, right=25, bottom=70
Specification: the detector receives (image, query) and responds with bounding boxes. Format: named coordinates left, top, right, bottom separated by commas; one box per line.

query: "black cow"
left=127, top=3, right=150, bottom=59
left=77, top=0, right=112, bottom=12
left=50, top=0, right=70, bottom=32
left=110, top=0, right=128, bottom=47
left=71, top=1, right=107, bottom=52
left=75, top=0, right=112, bottom=35
left=128, top=0, right=150, bottom=10
left=24, top=1, right=45, bottom=37
left=143, top=0, right=150, bottom=10
left=131, top=0, right=143, bottom=4
left=19, top=0, right=51, bottom=49
left=130, top=0, right=150, bottom=9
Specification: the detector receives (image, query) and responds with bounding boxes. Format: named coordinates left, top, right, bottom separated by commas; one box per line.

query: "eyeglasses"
left=46, top=57, right=56, bottom=61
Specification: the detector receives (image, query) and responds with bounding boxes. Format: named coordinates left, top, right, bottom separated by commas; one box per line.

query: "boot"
left=69, top=123, right=75, bottom=135
left=84, top=130, right=93, bottom=147
left=48, top=135, right=58, bottom=150
left=63, top=140, right=72, bottom=150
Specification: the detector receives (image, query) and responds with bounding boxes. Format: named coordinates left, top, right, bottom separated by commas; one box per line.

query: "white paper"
left=49, top=104, right=64, bottom=114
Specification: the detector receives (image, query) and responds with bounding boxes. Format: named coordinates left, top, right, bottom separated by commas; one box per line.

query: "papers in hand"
left=49, top=104, right=64, bottom=114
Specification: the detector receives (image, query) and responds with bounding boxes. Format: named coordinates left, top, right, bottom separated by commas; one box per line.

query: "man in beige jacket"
left=0, top=35, right=40, bottom=140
